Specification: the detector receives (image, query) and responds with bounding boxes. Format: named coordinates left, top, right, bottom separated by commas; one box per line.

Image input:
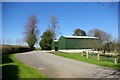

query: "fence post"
left=92, top=49, right=94, bottom=55
left=114, top=58, right=117, bottom=64
left=82, top=51, right=84, bottom=56
left=86, top=51, right=89, bottom=58
left=97, top=53, right=100, bottom=60
left=114, top=50, right=117, bottom=64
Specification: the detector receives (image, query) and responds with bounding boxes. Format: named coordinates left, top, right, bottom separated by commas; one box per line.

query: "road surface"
left=16, top=51, right=119, bottom=78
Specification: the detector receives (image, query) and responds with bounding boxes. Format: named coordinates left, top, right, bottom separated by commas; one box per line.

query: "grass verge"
left=1, top=54, right=49, bottom=79
left=50, top=51, right=120, bottom=70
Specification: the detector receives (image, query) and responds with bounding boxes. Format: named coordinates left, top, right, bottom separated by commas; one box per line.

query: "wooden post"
left=97, top=53, right=100, bottom=60
left=114, top=58, right=117, bottom=64
left=82, top=51, right=84, bottom=56
left=92, top=49, right=94, bottom=56
left=114, top=50, right=117, bottom=64
left=86, top=51, right=89, bottom=58
left=82, top=51, right=85, bottom=57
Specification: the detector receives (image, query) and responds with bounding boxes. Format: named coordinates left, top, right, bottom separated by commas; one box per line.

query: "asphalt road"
left=16, top=51, right=119, bottom=78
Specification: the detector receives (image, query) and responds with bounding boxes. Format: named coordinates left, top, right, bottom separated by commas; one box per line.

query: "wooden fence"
left=82, top=51, right=120, bottom=64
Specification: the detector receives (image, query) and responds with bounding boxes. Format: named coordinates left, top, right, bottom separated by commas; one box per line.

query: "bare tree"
left=6, top=39, right=11, bottom=45
left=112, top=38, right=119, bottom=53
left=10, top=39, right=14, bottom=45
left=0, top=38, right=1, bottom=45
left=24, top=15, right=39, bottom=49
left=15, top=39, right=19, bottom=45
left=22, top=38, right=25, bottom=46
left=87, top=29, right=112, bottom=42
left=49, top=16, right=59, bottom=39
left=87, top=29, right=113, bottom=53
left=2, top=38, right=5, bottom=45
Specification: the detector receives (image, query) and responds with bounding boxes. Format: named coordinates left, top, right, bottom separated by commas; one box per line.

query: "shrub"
left=1, top=45, right=31, bottom=54
left=39, top=30, right=54, bottom=50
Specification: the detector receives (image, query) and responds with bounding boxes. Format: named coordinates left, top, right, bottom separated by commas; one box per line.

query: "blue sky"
left=2, top=2, right=118, bottom=41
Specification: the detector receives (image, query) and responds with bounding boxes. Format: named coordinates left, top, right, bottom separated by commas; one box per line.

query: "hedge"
left=0, top=45, right=32, bottom=54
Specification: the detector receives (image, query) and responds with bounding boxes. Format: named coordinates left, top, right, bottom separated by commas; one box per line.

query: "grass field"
left=50, top=51, right=120, bottom=70
left=1, top=54, right=50, bottom=79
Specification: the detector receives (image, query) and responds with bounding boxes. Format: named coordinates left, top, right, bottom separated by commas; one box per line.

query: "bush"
left=39, top=30, right=54, bottom=50
left=1, top=45, right=31, bottom=54
left=35, top=47, right=41, bottom=50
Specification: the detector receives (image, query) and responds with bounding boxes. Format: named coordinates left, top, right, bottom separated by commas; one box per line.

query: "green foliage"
left=27, top=34, right=37, bottom=49
left=46, top=27, right=56, bottom=39
left=35, top=47, right=41, bottom=50
left=40, top=30, right=54, bottom=50
left=73, top=28, right=87, bottom=36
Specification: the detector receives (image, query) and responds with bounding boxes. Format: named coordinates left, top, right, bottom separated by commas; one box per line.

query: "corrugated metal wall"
left=52, top=36, right=101, bottom=50
left=52, top=41, right=58, bottom=50
left=58, top=36, right=66, bottom=49
left=66, top=38, right=98, bottom=49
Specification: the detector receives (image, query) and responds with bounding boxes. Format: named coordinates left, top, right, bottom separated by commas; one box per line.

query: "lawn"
left=1, top=54, right=50, bottom=79
left=50, top=51, right=120, bottom=70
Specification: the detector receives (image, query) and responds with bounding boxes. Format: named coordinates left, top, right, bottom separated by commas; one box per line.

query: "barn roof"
left=62, top=36, right=98, bottom=39
left=53, top=40, right=58, bottom=42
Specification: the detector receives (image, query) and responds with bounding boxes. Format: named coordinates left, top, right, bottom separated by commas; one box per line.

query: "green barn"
left=58, top=36, right=99, bottom=50
left=52, top=36, right=100, bottom=52
left=52, top=40, right=58, bottom=51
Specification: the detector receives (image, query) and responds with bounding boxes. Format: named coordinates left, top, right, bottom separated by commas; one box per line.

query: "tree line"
left=1, top=38, right=27, bottom=46
left=24, top=15, right=119, bottom=53
left=24, top=15, right=59, bottom=50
